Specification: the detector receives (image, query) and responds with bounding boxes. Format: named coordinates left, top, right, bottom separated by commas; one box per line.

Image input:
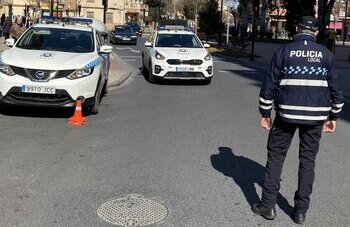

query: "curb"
left=107, top=52, right=134, bottom=88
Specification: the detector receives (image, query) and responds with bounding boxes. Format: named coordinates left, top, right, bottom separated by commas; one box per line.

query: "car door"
left=96, top=32, right=109, bottom=83
left=143, top=32, right=155, bottom=65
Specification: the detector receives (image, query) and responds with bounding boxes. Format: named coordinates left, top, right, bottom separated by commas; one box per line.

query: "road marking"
left=124, top=59, right=137, bottom=62
left=118, top=56, right=142, bottom=58
left=218, top=70, right=231, bottom=73
left=116, top=47, right=140, bottom=54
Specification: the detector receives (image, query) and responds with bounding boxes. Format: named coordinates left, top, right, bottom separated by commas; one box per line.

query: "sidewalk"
left=219, top=40, right=350, bottom=69
left=0, top=37, right=132, bottom=88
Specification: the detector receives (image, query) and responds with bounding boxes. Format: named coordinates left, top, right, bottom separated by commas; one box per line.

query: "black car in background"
left=127, top=22, right=142, bottom=37
left=109, top=25, right=138, bottom=45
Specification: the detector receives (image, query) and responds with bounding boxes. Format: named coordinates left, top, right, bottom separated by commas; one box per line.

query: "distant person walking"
left=2, top=17, right=12, bottom=40
left=253, top=16, right=343, bottom=225
left=0, top=13, right=5, bottom=36
left=10, top=16, right=26, bottom=42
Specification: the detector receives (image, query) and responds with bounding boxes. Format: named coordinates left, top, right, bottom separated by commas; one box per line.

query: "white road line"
left=118, top=56, right=142, bottom=58
left=218, top=70, right=231, bottom=73
left=116, top=47, right=140, bottom=54
left=124, top=59, right=137, bottom=62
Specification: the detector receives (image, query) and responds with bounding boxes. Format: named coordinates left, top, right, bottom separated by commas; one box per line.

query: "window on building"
left=86, top=11, right=94, bottom=18
left=106, top=12, right=113, bottom=24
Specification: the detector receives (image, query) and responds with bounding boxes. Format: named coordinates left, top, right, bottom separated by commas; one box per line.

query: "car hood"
left=155, top=48, right=209, bottom=60
left=1, top=48, right=99, bottom=70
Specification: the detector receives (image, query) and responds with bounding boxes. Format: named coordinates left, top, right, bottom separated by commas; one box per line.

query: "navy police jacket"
left=259, top=33, right=344, bottom=125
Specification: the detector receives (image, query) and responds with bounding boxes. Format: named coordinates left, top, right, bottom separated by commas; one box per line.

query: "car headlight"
left=114, top=35, right=122, bottom=38
left=204, top=53, right=212, bottom=61
left=0, top=61, right=15, bottom=76
left=66, top=68, right=94, bottom=80
left=155, top=50, right=165, bottom=60
left=131, top=35, right=137, bottom=38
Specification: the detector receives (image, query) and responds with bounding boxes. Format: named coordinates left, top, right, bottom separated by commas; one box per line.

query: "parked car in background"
left=127, top=22, right=142, bottom=37
left=109, top=25, right=137, bottom=45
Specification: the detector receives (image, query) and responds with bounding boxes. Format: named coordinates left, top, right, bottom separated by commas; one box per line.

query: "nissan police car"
left=0, top=17, right=112, bottom=114
left=142, top=26, right=213, bottom=84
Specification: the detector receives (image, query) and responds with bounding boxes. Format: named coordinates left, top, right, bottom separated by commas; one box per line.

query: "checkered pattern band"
left=84, top=57, right=103, bottom=69
left=281, top=66, right=328, bottom=76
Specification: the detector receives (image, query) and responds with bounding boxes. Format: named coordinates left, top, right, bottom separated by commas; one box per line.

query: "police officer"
left=252, top=16, right=343, bottom=225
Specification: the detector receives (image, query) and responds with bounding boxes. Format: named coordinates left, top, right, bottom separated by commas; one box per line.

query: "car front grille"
left=167, top=59, right=203, bottom=65
left=4, top=87, right=74, bottom=106
left=9, top=66, right=75, bottom=81
left=164, top=72, right=204, bottom=79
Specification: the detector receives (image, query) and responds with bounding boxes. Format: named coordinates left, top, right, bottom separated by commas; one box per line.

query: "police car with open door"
left=0, top=17, right=112, bottom=114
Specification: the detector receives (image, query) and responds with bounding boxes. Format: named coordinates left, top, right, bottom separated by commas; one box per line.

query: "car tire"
left=89, top=78, right=102, bottom=115
left=142, top=56, right=148, bottom=74
left=148, top=62, right=156, bottom=83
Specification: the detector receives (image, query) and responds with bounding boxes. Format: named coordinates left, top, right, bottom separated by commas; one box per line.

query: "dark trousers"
left=261, top=116, right=322, bottom=214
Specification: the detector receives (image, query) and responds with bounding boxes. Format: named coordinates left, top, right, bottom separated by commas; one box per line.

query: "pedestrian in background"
left=10, top=15, right=26, bottom=42
left=2, top=16, right=12, bottom=40
left=0, top=13, right=5, bottom=36
left=253, top=16, right=343, bottom=225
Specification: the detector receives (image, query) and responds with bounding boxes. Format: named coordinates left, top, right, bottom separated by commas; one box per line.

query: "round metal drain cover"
left=97, top=194, right=168, bottom=226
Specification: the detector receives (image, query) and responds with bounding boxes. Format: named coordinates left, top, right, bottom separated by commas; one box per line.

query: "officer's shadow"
left=211, top=147, right=293, bottom=217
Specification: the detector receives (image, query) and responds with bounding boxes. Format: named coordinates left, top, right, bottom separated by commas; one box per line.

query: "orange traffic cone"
left=69, top=99, right=86, bottom=126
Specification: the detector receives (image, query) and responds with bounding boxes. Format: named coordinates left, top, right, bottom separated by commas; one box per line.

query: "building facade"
left=0, top=0, right=149, bottom=28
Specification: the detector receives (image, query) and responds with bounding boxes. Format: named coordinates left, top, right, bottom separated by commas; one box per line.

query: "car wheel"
left=148, top=62, right=156, bottom=83
left=102, top=78, right=108, bottom=96
left=90, top=78, right=102, bottom=115
left=142, top=56, right=148, bottom=74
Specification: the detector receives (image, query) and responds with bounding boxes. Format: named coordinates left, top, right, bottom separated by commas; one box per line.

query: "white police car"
left=142, top=26, right=213, bottom=84
left=0, top=18, right=112, bottom=114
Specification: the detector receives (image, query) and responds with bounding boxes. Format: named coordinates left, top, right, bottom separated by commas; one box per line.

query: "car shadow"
left=0, top=105, right=74, bottom=118
left=211, top=146, right=294, bottom=218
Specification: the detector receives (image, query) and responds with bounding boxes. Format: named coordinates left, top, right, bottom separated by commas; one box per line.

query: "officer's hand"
left=323, top=120, right=336, bottom=133
left=261, top=117, right=272, bottom=130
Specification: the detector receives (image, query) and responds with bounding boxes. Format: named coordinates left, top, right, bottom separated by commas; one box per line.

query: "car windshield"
left=16, top=28, right=94, bottom=53
left=128, top=23, right=139, bottom=28
left=115, top=26, right=133, bottom=33
left=155, top=34, right=202, bottom=48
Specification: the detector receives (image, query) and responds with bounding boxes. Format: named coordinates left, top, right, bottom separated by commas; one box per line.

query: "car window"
left=155, top=34, right=202, bottom=48
left=16, top=27, right=94, bottom=53
left=96, top=32, right=104, bottom=47
left=115, top=26, right=132, bottom=33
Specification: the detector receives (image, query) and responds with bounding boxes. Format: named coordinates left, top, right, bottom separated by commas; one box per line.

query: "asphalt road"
left=0, top=37, right=349, bottom=227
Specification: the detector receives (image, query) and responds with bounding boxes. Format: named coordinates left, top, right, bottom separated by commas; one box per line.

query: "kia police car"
left=0, top=18, right=112, bottom=114
left=142, top=26, right=213, bottom=84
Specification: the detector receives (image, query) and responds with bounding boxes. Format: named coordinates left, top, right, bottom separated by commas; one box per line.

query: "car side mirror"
left=99, top=45, right=113, bottom=54
left=5, top=38, right=15, bottom=47
left=203, top=43, right=210, bottom=48
left=144, top=41, right=153, bottom=47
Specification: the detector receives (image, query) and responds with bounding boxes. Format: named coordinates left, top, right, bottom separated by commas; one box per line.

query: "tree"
left=285, top=0, right=316, bottom=36
left=198, top=0, right=224, bottom=35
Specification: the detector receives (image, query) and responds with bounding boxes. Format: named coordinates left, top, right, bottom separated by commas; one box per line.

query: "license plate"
left=176, top=67, right=194, bottom=72
left=123, top=37, right=130, bottom=40
left=22, top=85, right=56, bottom=94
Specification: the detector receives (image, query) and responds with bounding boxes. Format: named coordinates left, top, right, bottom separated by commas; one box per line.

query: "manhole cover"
left=97, top=194, right=168, bottom=226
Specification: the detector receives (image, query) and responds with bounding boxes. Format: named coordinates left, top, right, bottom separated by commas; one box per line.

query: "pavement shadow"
left=0, top=105, right=74, bottom=118
left=211, top=146, right=294, bottom=217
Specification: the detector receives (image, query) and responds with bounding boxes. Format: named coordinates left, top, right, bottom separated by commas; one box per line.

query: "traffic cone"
left=69, top=99, right=86, bottom=126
